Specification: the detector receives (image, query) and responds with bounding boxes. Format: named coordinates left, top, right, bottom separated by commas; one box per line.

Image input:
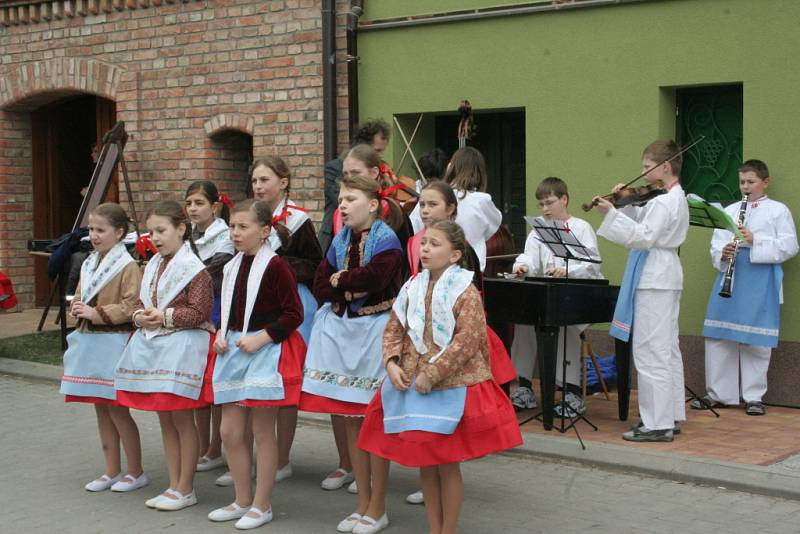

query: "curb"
left=3, top=356, right=799, bottom=501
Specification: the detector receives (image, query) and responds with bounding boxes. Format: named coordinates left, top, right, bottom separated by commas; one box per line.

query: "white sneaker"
left=215, top=471, right=234, bottom=487
left=275, top=463, right=293, bottom=482
left=352, top=513, right=389, bottom=534
left=111, top=472, right=150, bottom=492
left=405, top=490, right=424, bottom=504
left=337, top=512, right=362, bottom=533
left=145, top=489, right=175, bottom=508
left=321, top=467, right=354, bottom=490
left=347, top=480, right=358, bottom=494
left=196, top=455, right=226, bottom=472
left=208, top=502, right=249, bottom=522
left=155, top=490, right=198, bottom=511
left=85, top=473, right=122, bottom=492
left=510, top=386, right=538, bottom=410
left=235, top=507, right=272, bottom=530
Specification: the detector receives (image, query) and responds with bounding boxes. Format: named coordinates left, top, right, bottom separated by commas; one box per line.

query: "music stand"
left=527, top=216, right=602, bottom=449
left=684, top=194, right=732, bottom=417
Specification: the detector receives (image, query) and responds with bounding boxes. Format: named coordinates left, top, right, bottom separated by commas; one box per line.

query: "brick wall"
left=0, top=0, right=351, bottom=309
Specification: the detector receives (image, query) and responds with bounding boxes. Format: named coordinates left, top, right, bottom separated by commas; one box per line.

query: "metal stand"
left=685, top=384, right=721, bottom=417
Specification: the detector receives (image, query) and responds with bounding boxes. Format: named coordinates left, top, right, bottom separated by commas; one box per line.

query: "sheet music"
left=524, top=216, right=600, bottom=263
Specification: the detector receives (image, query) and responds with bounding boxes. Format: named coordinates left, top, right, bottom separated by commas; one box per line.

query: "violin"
left=582, top=182, right=666, bottom=212
left=581, top=135, right=705, bottom=212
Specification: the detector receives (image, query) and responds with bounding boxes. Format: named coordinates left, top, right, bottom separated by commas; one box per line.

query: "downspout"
left=346, top=0, right=363, bottom=138
left=321, top=0, right=337, bottom=162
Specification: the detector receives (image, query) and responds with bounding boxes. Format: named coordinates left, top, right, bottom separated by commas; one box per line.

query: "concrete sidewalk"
left=3, top=356, right=799, bottom=503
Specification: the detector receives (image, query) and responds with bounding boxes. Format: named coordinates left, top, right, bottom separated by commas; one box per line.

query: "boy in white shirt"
left=693, top=159, right=798, bottom=416
left=593, top=140, right=689, bottom=442
left=510, top=177, right=602, bottom=417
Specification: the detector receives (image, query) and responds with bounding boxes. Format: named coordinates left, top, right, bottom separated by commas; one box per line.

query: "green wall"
left=358, top=0, right=800, bottom=340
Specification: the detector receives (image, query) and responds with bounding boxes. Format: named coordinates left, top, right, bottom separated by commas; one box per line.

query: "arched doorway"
left=31, top=94, right=117, bottom=305
left=208, top=129, right=254, bottom=200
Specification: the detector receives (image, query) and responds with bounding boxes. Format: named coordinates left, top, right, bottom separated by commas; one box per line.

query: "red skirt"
left=487, top=326, right=516, bottom=385
left=357, top=379, right=523, bottom=467
left=116, top=349, right=215, bottom=412
left=239, top=331, right=307, bottom=408
left=299, top=392, right=368, bottom=416
left=65, top=395, right=119, bottom=406
left=200, top=334, right=218, bottom=405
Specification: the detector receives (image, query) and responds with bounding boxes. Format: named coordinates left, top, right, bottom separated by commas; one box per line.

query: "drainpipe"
left=321, top=0, right=337, bottom=162
left=346, top=0, right=363, bottom=138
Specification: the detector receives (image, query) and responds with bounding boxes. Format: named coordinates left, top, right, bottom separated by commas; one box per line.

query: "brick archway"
left=0, top=57, right=123, bottom=111
left=204, top=113, right=255, bottom=138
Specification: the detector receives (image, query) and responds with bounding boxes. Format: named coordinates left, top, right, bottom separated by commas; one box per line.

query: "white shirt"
left=710, top=196, right=798, bottom=271
left=453, top=190, right=502, bottom=271
left=513, top=216, right=603, bottom=279
left=598, top=184, right=689, bottom=291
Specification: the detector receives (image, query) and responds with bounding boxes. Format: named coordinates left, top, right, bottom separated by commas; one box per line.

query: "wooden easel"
left=35, top=122, right=139, bottom=349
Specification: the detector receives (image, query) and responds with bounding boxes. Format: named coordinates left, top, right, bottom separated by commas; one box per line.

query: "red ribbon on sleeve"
left=135, top=234, right=158, bottom=257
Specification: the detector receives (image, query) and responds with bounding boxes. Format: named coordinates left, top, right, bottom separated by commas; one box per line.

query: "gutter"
left=346, top=0, right=363, bottom=137
left=321, top=0, right=337, bottom=162
left=359, top=0, right=660, bottom=31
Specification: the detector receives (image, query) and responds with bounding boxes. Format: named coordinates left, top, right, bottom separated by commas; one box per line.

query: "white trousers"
left=632, top=289, right=685, bottom=430
left=705, top=338, right=771, bottom=404
left=510, top=324, right=582, bottom=387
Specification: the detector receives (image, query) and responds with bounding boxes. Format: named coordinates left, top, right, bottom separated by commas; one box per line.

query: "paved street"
left=3, top=374, right=800, bottom=534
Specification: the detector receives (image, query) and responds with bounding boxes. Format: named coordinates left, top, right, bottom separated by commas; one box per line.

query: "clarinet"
left=718, top=194, right=749, bottom=298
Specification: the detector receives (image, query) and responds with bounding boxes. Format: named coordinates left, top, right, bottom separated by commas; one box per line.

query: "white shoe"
left=145, top=489, right=176, bottom=508
left=321, top=468, right=354, bottom=490
left=235, top=507, right=273, bottom=530
left=208, top=502, right=249, bottom=522
left=155, top=490, right=198, bottom=511
left=275, top=463, right=293, bottom=482
left=215, top=471, right=234, bottom=487
left=347, top=480, right=358, bottom=494
left=85, top=473, right=122, bottom=492
left=336, top=512, right=362, bottom=533
left=196, top=455, right=226, bottom=472
left=111, top=472, right=150, bottom=492
left=352, top=514, right=389, bottom=534
left=406, top=490, right=424, bottom=504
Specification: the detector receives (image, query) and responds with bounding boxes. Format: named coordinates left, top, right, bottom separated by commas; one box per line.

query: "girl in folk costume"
left=115, top=200, right=214, bottom=510
left=359, top=221, right=522, bottom=534
left=59, top=203, right=147, bottom=493
left=316, top=145, right=411, bottom=495
left=208, top=200, right=305, bottom=529
left=185, top=180, right=235, bottom=474
left=402, top=181, right=517, bottom=506
left=251, top=156, right=323, bottom=483
left=300, top=169, right=405, bottom=533
left=694, top=160, right=798, bottom=416
left=408, top=147, right=502, bottom=271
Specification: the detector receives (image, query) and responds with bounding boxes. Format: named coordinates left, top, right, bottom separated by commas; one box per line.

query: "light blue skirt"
left=381, top=378, right=467, bottom=435
left=115, top=329, right=210, bottom=400
left=302, top=303, right=389, bottom=405
left=60, top=330, right=131, bottom=400
left=212, top=331, right=284, bottom=404
left=297, top=283, right=318, bottom=345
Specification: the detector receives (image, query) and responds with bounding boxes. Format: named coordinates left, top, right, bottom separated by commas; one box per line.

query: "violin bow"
left=621, top=134, right=706, bottom=188
left=393, top=115, right=427, bottom=186
left=396, top=113, right=424, bottom=174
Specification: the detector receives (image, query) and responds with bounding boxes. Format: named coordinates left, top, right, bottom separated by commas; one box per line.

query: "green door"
left=677, top=85, right=743, bottom=202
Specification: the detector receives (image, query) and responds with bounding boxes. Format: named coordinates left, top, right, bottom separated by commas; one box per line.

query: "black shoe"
left=622, top=426, right=674, bottom=442
left=633, top=420, right=680, bottom=435
left=745, top=401, right=765, bottom=416
left=690, top=394, right=722, bottom=410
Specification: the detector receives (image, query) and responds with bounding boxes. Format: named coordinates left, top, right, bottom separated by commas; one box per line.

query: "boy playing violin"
left=593, top=140, right=689, bottom=442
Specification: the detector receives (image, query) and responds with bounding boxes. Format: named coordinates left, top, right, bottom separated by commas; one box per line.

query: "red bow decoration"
left=135, top=234, right=158, bottom=258
left=377, top=184, right=406, bottom=200
left=271, top=204, right=309, bottom=226
left=378, top=161, right=396, bottom=181
left=218, top=192, right=233, bottom=208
